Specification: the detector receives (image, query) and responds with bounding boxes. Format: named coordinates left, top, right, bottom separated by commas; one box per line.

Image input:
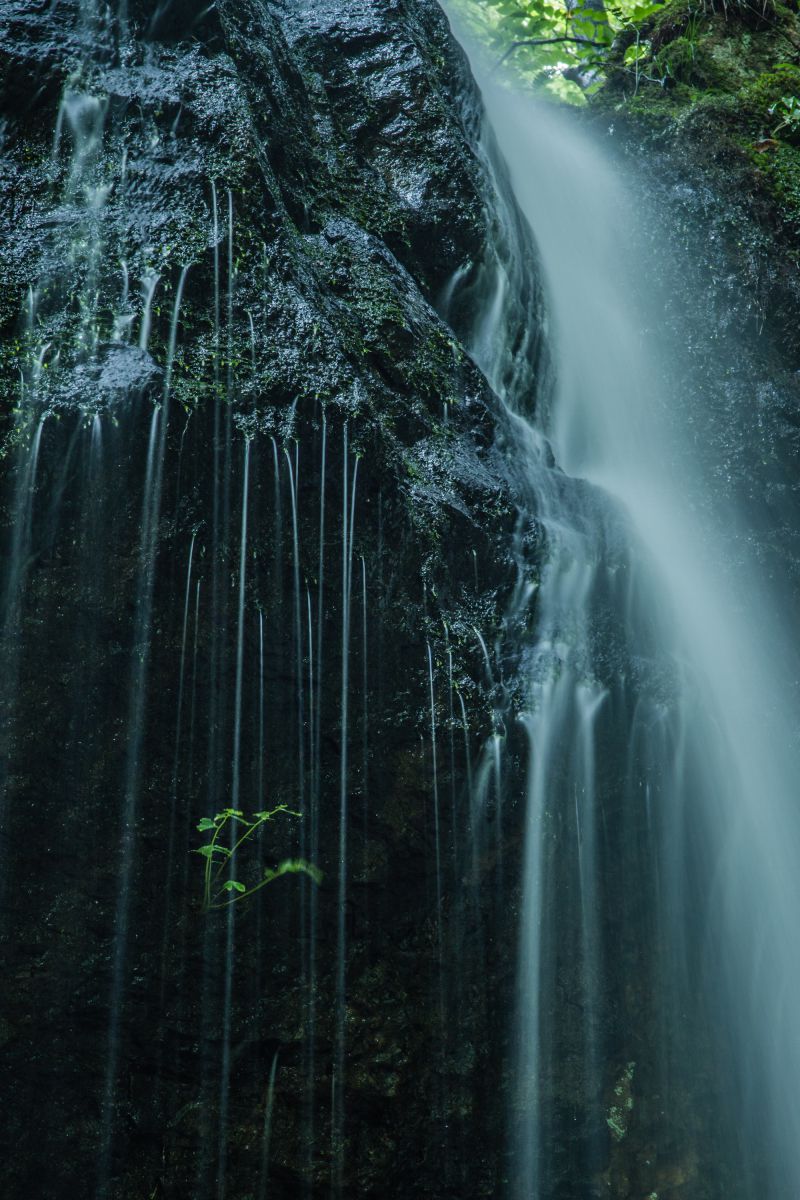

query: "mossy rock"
left=754, top=141, right=800, bottom=223
left=654, top=36, right=732, bottom=88
left=649, top=0, right=704, bottom=50
left=740, top=64, right=800, bottom=113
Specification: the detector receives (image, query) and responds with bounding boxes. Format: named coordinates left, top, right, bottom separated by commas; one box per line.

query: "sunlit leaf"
left=624, top=42, right=650, bottom=64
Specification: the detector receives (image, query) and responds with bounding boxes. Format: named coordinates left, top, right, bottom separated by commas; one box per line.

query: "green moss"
left=654, top=36, right=733, bottom=88
left=600, top=84, right=684, bottom=128
left=650, top=0, right=698, bottom=42
left=741, top=64, right=800, bottom=113
left=754, top=141, right=800, bottom=225
left=704, top=33, right=762, bottom=89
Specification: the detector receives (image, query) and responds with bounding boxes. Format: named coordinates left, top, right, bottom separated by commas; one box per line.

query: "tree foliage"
left=454, top=0, right=664, bottom=102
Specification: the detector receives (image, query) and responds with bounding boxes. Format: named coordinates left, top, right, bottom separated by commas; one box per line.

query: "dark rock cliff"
left=0, top=2, right=543, bottom=1197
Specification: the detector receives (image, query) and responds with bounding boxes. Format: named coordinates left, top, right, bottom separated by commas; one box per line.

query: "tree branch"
left=494, top=36, right=606, bottom=72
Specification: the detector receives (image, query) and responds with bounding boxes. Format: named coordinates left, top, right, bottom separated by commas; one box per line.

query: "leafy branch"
left=495, top=35, right=607, bottom=70
left=459, top=0, right=665, bottom=101
left=195, top=805, right=322, bottom=911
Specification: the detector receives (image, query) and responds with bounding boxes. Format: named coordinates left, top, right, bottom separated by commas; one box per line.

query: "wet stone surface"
left=0, top=1, right=540, bottom=1197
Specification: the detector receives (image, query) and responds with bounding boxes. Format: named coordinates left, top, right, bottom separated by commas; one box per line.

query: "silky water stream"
left=444, top=12, right=800, bottom=1198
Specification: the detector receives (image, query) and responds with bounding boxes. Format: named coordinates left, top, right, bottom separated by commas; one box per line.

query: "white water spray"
left=138, top=271, right=160, bottom=352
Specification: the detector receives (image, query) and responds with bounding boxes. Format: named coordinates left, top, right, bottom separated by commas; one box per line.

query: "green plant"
left=195, top=805, right=322, bottom=910
left=684, top=8, right=702, bottom=52
left=452, top=0, right=663, bottom=102
left=769, top=93, right=800, bottom=136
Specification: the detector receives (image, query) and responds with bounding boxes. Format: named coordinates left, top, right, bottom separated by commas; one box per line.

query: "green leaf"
left=542, top=75, right=588, bottom=106
left=195, top=844, right=230, bottom=858
left=223, top=880, right=247, bottom=893
left=624, top=0, right=662, bottom=21
left=263, top=858, right=324, bottom=885
left=624, top=42, right=650, bottom=64
left=197, top=818, right=217, bottom=832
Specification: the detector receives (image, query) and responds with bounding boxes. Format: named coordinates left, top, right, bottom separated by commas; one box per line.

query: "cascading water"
left=443, top=8, right=800, bottom=1195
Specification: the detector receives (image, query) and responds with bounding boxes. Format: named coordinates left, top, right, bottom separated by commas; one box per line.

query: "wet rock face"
left=259, top=0, right=488, bottom=288
left=0, top=2, right=538, bottom=1199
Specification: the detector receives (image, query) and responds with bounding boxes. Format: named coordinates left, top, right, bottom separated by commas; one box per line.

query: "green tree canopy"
left=451, top=0, right=664, bottom=103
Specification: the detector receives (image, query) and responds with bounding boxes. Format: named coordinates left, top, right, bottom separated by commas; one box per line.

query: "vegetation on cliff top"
left=463, top=0, right=800, bottom=243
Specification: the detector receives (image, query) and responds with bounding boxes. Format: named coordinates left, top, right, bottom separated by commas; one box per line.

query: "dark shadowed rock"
left=0, top=2, right=543, bottom=1198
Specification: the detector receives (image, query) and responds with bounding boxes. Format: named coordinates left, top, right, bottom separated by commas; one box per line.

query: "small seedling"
left=194, top=805, right=322, bottom=910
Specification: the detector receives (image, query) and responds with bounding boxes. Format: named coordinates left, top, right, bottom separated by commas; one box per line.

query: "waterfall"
left=444, top=9, right=800, bottom=1196
left=7, top=0, right=800, bottom=1193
